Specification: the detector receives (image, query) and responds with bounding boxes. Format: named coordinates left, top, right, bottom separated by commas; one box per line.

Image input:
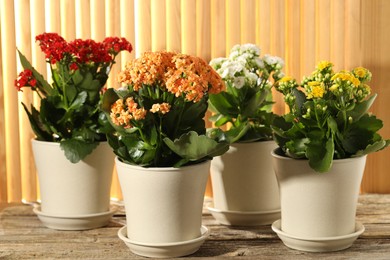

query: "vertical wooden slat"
left=91, top=0, right=106, bottom=41
left=210, top=0, right=226, bottom=58
left=316, top=0, right=331, bottom=62
left=60, top=0, right=76, bottom=40
left=300, top=0, right=316, bottom=76
left=76, top=0, right=91, bottom=39
left=196, top=0, right=211, bottom=61
left=30, top=0, right=46, bottom=202
left=269, top=0, right=285, bottom=115
left=360, top=0, right=390, bottom=193
left=181, top=0, right=197, bottom=55
left=105, top=0, right=122, bottom=200
left=285, top=0, right=301, bottom=79
left=257, top=0, right=271, bottom=54
left=120, top=0, right=135, bottom=65
left=46, top=0, right=61, bottom=33
left=1, top=0, right=22, bottom=202
left=241, top=0, right=256, bottom=44
left=134, top=0, right=151, bottom=55
left=344, top=0, right=361, bottom=68
left=151, top=0, right=166, bottom=51
left=106, top=0, right=121, bottom=88
left=16, top=0, right=36, bottom=203
left=166, top=0, right=181, bottom=52
left=0, top=8, right=6, bottom=203
left=226, top=0, right=241, bottom=50
left=330, top=0, right=345, bottom=71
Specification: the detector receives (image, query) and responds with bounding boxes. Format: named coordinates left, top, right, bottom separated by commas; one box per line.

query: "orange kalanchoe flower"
left=117, top=51, right=224, bottom=102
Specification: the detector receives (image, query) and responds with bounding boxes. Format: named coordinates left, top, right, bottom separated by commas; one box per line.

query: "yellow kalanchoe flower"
left=316, top=61, right=333, bottom=71
left=306, top=81, right=326, bottom=99
left=331, top=71, right=360, bottom=87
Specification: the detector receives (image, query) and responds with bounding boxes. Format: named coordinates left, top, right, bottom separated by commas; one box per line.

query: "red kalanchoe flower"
left=69, top=62, right=78, bottom=71
left=103, top=37, right=133, bottom=55
left=36, top=33, right=70, bottom=64
left=69, top=38, right=112, bottom=64
left=15, top=69, right=37, bottom=91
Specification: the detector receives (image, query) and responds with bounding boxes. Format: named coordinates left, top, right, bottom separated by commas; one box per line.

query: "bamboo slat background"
left=0, top=0, right=389, bottom=203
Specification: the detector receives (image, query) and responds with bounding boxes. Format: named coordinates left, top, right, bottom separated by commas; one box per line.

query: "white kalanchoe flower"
left=263, top=54, right=279, bottom=65
left=233, top=76, right=245, bottom=89
left=209, top=57, right=227, bottom=70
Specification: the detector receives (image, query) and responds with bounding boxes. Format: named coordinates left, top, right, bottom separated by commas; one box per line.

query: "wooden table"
left=1, top=194, right=389, bottom=259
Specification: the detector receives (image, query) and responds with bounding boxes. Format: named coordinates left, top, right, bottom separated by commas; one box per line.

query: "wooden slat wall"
left=0, top=0, right=389, bottom=202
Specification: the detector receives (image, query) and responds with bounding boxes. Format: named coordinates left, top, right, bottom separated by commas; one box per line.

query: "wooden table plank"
left=1, top=194, right=390, bottom=259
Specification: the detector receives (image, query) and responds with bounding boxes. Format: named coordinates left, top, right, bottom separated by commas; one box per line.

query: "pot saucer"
left=271, top=219, right=365, bottom=252
left=33, top=206, right=115, bottom=230
left=117, top=225, right=210, bottom=258
left=207, top=204, right=281, bottom=226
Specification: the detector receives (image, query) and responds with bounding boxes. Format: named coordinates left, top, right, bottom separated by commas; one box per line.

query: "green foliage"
left=17, top=48, right=118, bottom=163
left=208, top=44, right=284, bottom=143
left=102, top=86, right=229, bottom=168
left=273, top=61, right=389, bottom=172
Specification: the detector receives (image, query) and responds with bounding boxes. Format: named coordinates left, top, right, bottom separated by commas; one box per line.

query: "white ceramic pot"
left=209, top=141, right=280, bottom=225
left=271, top=148, right=366, bottom=238
left=32, top=140, right=114, bottom=216
left=116, top=158, right=210, bottom=245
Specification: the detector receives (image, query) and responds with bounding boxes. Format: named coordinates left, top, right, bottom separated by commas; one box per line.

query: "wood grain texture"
left=0, top=194, right=389, bottom=259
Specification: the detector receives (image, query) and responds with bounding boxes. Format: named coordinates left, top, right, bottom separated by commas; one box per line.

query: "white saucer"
left=33, top=206, right=115, bottom=230
left=207, top=205, right=281, bottom=226
left=271, top=219, right=365, bottom=252
left=118, top=225, right=210, bottom=258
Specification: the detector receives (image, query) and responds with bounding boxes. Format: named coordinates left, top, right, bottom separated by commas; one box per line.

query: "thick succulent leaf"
left=163, top=131, right=229, bottom=161
left=209, top=92, right=239, bottom=116
left=306, top=136, right=334, bottom=173
left=353, top=140, right=387, bottom=157
left=242, top=90, right=268, bottom=117
left=347, top=94, right=377, bottom=121
left=21, top=103, right=52, bottom=141
left=101, top=88, right=120, bottom=113
left=17, top=50, right=53, bottom=96
left=60, top=139, right=99, bottom=163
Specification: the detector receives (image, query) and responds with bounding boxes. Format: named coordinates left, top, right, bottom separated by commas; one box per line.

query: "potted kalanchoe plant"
left=15, top=32, right=132, bottom=230
left=271, top=61, right=390, bottom=252
left=206, top=44, right=284, bottom=226
left=101, top=51, right=229, bottom=258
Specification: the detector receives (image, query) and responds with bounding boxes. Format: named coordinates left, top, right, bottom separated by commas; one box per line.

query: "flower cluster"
left=273, top=61, right=389, bottom=172
left=208, top=44, right=284, bottom=143
left=15, top=32, right=132, bottom=163
left=117, top=51, right=224, bottom=102
left=210, top=44, right=284, bottom=90
left=102, top=51, right=229, bottom=167
left=15, top=69, right=37, bottom=91
left=35, top=32, right=132, bottom=65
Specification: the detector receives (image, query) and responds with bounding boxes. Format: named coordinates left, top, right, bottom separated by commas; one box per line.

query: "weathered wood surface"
left=0, top=194, right=389, bottom=259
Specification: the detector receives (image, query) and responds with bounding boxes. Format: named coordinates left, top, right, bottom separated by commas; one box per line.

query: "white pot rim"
left=230, top=140, right=275, bottom=147
left=31, top=139, right=108, bottom=146
left=115, top=157, right=210, bottom=172
left=271, top=148, right=367, bottom=163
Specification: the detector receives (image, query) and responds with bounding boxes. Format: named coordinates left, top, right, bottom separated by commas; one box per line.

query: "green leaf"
left=101, top=88, right=119, bottom=113
left=347, top=94, right=377, bottom=121
left=69, top=91, right=87, bottom=110
left=60, top=139, right=99, bottom=163
left=225, top=123, right=251, bottom=143
left=209, top=92, right=239, bottom=116
left=21, top=103, right=52, bottom=141
left=163, top=131, right=229, bottom=161
left=354, top=140, right=387, bottom=157
left=306, top=136, right=334, bottom=173
left=17, top=49, right=53, bottom=95
left=242, top=90, right=268, bottom=117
